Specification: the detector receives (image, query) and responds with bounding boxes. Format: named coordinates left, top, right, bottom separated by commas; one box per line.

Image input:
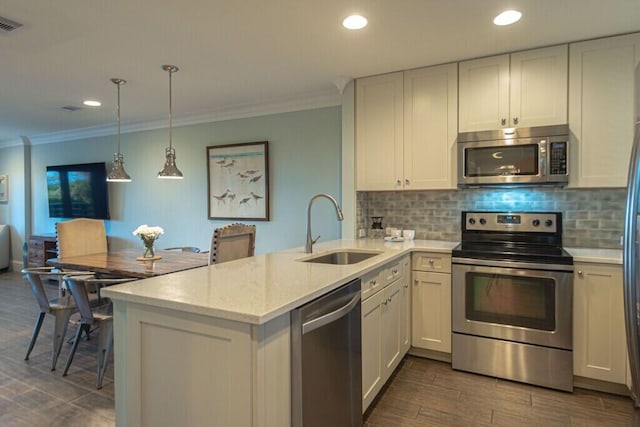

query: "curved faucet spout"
left=305, top=193, right=344, bottom=253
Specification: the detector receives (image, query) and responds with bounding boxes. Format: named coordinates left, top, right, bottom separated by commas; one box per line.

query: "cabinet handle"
left=396, top=179, right=402, bottom=185
left=578, top=270, right=583, bottom=278
left=405, top=179, right=410, bottom=185
left=414, top=279, right=419, bottom=285
left=513, top=116, right=519, bottom=125
left=501, top=117, right=507, bottom=126
left=428, top=259, right=434, bottom=265
left=404, top=283, right=409, bottom=289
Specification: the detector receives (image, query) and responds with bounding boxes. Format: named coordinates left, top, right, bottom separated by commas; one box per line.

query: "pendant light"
left=106, top=78, right=132, bottom=182
left=158, top=64, right=184, bottom=179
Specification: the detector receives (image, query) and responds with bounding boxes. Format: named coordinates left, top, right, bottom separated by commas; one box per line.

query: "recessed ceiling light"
left=493, top=10, right=522, bottom=26
left=83, top=100, right=101, bottom=107
left=343, top=14, right=368, bottom=30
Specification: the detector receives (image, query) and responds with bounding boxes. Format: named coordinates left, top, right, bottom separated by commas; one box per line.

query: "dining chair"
left=208, top=223, right=256, bottom=265
left=61, top=274, right=135, bottom=389
left=55, top=218, right=108, bottom=258
left=21, top=267, right=96, bottom=370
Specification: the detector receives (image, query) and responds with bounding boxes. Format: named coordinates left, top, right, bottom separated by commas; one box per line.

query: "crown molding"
left=26, top=90, right=341, bottom=146
left=0, top=137, right=30, bottom=148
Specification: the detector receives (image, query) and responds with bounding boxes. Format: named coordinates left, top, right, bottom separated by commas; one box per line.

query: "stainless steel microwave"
left=457, top=125, right=569, bottom=187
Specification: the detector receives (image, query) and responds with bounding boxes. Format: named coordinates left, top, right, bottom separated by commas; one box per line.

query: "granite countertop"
left=564, top=247, right=622, bottom=265
left=101, top=238, right=458, bottom=325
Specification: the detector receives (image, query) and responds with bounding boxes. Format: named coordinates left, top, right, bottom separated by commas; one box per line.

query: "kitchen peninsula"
left=101, top=238, right=457, bottom=427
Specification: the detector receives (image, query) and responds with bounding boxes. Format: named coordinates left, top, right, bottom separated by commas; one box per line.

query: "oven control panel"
left=464, top=212, right=558, bottom=233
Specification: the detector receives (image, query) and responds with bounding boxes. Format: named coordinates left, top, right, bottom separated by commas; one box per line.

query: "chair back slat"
left=21, top=268, right=54, bottom=311
left=63, top=275, right=95, bottom=323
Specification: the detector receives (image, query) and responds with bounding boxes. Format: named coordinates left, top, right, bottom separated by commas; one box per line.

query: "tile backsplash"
left=357, top=188, right=626, bottom=249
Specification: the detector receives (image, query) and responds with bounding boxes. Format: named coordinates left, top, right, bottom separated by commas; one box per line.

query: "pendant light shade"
left=158, top=64, right=184, bottom=179
left=106, top=78, right=132, bottom=182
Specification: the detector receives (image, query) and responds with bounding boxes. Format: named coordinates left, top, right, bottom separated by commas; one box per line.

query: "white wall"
left=0, top=143, right=27, bottom=269
left=26, top=106, right=342, bottom=255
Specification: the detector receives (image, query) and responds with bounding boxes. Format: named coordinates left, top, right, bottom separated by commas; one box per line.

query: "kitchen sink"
left=300, top=250, right=382, bottom=265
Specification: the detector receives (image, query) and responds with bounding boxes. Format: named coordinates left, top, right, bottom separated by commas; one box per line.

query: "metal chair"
left=164, top=246, right=201, bottom=253
left=61, top=274, right=135, bottom=389
left=208, top=223, right=256, bottom=265
left=21, top=267, right=96, bottom=370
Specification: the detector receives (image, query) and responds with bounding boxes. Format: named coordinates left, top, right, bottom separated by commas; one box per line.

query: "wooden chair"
left=21, top=267, right=97, bottom=370
left=61, top=274, right=135, bottom=389
left=55, top=218, right=108, bottom=258
left=208, top=223, right=256, bottom=265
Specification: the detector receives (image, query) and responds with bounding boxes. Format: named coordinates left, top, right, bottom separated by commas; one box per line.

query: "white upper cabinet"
left=459, top=45, right=568, bottom=132
left=404, top=63, right=458, bottom=190
left=569, top=33, right=640, bottom=188
left=356, top=72, right=404, bottom=191
left=355, top=64, right=458, bottom=191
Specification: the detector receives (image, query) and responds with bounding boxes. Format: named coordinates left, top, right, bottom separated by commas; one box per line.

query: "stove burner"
left=455, top=211, right=573, bottom=266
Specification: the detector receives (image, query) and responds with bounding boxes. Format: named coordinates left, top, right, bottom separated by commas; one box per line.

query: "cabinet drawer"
left=361, top=269, right=383, bottom=301
left=412, top=252, right=451, bottom=273
left=28, top=238, right=44, bottom=250
left=382, top=260, right=402, bottom=285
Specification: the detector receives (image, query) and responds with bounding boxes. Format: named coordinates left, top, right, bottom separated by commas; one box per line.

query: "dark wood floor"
left=1, top=270, right=639, bottom=426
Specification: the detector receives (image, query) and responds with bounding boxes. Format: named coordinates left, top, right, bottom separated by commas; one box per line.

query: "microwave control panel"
left=549, top=142, right=567, bottom=175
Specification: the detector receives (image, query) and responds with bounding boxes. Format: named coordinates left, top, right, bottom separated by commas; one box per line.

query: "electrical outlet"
left=358, top=229, right=366, bottom=238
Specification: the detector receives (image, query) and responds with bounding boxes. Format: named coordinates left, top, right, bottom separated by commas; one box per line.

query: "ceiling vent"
left=60, top=105, right=82, bottom=112
left=0, top=16, right=23, bottom=33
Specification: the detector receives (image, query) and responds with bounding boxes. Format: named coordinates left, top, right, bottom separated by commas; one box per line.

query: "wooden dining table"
left=47, top=249, right=209, bottom=279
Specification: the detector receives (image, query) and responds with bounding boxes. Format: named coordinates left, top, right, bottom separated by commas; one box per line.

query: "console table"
left=27, top=234, right=57, bottom=268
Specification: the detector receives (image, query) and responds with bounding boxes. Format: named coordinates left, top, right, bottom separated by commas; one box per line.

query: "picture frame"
left=207, top=141, right=269, bottom=221
left=0, top=174, right=7, bottom=202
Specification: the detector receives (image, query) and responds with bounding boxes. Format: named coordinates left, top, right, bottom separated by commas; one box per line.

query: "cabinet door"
left=361, top=288, right=385, bottom=412
left=412, top=271, right=451, bottom=353
left=573, top=263, right=626, bottom=384
left=510, top=45, right=568, bottom=128
left=458, top=54, right=509, bottom=132
left=403, top=63, right=458, bottom=189
left=399, top=257, right=411, bottom=354
left=381, top=279, right=402, bottom=378
left=355, top=72, right=404, bottom=190
left=569, top=33, right=640, bottom=188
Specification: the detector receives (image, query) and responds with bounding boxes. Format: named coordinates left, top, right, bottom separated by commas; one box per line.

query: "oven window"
left=465, top=272, right=555, bottom=331
left=465, top=144, right=538, bottom=177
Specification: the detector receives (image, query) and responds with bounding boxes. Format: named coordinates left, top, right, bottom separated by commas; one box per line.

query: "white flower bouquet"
left=133, top=224, right=164, bottom=258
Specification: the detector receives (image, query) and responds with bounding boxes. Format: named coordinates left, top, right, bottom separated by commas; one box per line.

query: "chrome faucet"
left=305, top=193, right=344, bottom=253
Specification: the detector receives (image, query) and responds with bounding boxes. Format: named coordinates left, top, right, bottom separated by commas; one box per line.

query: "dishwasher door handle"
left=302, top=292, right=360, bottom=335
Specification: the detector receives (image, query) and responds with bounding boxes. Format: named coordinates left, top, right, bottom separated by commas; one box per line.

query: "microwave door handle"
left=539, top=141, right=547, bottom=176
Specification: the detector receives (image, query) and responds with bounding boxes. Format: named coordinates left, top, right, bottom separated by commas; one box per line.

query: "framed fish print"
left=207, top=141, right=269, bottom=220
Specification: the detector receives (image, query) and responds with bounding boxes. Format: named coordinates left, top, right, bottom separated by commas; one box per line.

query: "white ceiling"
left=1, top=0, right=639, bottom=145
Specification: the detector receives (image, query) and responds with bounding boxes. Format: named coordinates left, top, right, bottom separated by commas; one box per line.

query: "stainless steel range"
left=451, top=211, right=574, bottom=391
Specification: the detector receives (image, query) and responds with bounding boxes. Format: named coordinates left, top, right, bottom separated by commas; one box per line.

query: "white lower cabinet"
left=573, top=262, right=628, bottom=384
left=411, top=271, right=452, bottom=353
left=362, top=255, right=410, bottom=412
left=411, top=252, right=452, bottom=354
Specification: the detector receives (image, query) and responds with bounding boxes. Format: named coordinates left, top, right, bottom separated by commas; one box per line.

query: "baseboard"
left=573, top=376, right=631, bottom=396
left=408, top=347, right=452, bottom=363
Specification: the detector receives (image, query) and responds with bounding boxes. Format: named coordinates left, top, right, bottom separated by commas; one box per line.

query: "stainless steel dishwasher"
left=291, top=279, right=362, bottom=427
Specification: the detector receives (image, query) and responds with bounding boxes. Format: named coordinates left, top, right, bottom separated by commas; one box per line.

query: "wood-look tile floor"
left=1, top=270, right=639, bottom=426
left=0, top=271, right=115, bottom=426
left=364, top=355, right=639, bottom=426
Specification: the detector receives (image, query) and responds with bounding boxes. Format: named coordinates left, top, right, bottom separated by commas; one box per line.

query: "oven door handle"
left=452, top=257, right=574, bottom=272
